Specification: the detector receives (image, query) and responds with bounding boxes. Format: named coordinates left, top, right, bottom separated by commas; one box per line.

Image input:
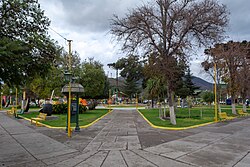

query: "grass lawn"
left=21, top=109, right=110, bottom=127
left=138, top=106, right=250, bottom=128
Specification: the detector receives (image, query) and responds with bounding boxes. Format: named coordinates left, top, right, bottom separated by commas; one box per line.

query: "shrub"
left=79, top=105, right=87, bottom=114
left=52, top=103, right=87, bottom=114
left=52, top=103, right=67, bottom=114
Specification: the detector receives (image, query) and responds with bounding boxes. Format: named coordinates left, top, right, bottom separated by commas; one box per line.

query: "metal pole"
left=214, top=62, right=218, bottom=122
left=16, top=88, right=18, bottom=113
left=67, top=39, right=72, bottom=137
left=136, top=93, right=138, bottom=110
left=109, top=89, right=111, bottom=112
left=0, top=92, right=2, bottom=110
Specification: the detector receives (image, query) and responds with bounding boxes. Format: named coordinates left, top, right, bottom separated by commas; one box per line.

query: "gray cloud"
left=39, top=0, right=250, bottom=79
left=58, top=0, right=143, bottom=32
left=220, top=0, right=250, bottom=40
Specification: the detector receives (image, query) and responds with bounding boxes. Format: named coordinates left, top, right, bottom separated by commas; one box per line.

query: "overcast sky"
left=39, top=0, right=250, bottom=81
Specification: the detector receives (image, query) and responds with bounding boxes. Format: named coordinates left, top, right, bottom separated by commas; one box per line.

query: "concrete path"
left=1, top=109, right=250, bottom=166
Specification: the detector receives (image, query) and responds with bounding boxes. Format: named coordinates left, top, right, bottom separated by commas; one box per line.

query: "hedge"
left=52, top=103, right=87, bottom=114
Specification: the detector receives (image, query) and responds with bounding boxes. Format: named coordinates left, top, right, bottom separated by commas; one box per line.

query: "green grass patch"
left=21, top=109, right=109, bottom=127
left=139, top=107, right=216, bottom=128
left=139, top=106, right=250, bottom=128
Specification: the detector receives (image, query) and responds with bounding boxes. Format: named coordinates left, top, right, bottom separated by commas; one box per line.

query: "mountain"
left=108, top=76, right=213, bottom=91
left=191, top=76, right=213, bottom=91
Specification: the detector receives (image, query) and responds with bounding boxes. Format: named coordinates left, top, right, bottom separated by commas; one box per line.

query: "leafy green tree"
left=123, top=80, right=140, bottom=98
left=145, top=77, right=167, bottom=108
left=29, top=66, right=64, bottom=99
left=115, top=54, right=143, bottom=97
left=202, top=91, right=214, bottom=106
left=79, top=58, right=106, bottom=99
left=176, top=68, right=199, bottom=98
left=0, top=0, right=57, bottom=86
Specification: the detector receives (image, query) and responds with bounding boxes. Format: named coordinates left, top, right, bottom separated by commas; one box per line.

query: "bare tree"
left=205, top=41, right=250, bottom=114
left=202, top=52, right=224, bottom=113
left=110, top=0, right=228, bottom=125
left=237, top=41, right=250, bottom=111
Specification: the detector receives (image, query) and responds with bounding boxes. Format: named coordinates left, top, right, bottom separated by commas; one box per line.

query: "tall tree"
left=237, top=41, right=250, bottom=111
left=79, top=58, right=106, bottom=99
left=110, top=0, right=228, bottom=125
left=201, top=53, right=224, bottom=113
left=0, top=0, right=57, bottom=86
left=204, top=41, right=250, bottom=114
left=115, top=54, right=143, bottom=97
left=176, top=67, right=198, bottom=99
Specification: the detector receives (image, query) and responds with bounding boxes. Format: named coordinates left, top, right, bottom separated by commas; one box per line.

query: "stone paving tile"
left=92, top=135, right=116, bottom=142
left=99, top=141, right=127, bottom=151
left=178, top=147, right=243, bottom=167
left=145, top=139, right=207, bottom=158
left=42, top=152, right=80, bottom=166
left=101, top=151, right=127, bottom=167
left=12, top=133, right=77, bottom=160
left=9, top=160, right=47, bottom=167
left=52, top=150, right=98, bottom=167
left=180, top=131, right=230, bottom=144
left=132, top=149, right=192, bottom=167
left=128, top=142, right=142, bottom=150
left=0, top=134, right=36, bottom=166
left=83, top=142, right=102, bottom=152
left=121, top=150, right=157, bottom=167
left=145, top=144, right=186, bottom=159
left=116, top=135, right=140, bottom=143
left=235, top=152, right=250, bottom=167
left=75, top=151, right=108, bottom=167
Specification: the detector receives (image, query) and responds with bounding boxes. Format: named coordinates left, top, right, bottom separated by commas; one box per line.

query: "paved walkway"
left=1, top=109, right=250, bottom=166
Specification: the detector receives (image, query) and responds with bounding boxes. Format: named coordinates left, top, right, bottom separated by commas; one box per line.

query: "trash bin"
left=42, top=104, right=52, bottom=116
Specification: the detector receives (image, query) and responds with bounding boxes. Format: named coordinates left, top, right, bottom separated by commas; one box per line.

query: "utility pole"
left=107, top=63, right=119, bottom=104
left=214, top=62, right=218, bottom=122
left=67, top=39, right=72, bottom=137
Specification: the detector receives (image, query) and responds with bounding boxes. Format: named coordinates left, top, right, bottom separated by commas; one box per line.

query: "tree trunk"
left=231, top=96, right=237, bottom=115
left=218, top=104, right=221, bottom=113
left=243, top=103, right=247, bottom=112
left=242, top=98, right=247, bottom=112
left=168, top=90, right=176, bottom=125
left=151, top=97, right=154, bottom=108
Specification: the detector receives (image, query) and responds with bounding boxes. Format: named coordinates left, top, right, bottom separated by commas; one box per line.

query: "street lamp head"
left=64, top=71, right=72, bottom=82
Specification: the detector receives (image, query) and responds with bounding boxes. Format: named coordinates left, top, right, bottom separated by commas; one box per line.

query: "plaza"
left=1, top=109, right=250, bottom=167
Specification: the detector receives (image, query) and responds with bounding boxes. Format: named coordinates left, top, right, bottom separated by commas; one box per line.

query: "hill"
left=108, top=76, right=213, bottom=91
left=191, top=76, right=213, bottom=91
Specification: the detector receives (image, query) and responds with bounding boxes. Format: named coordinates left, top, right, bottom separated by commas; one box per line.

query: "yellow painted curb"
left=80, top=109, right=113, bottom=128
left=18, top=109, right=113, bottom=129
left=137, top=109, right=215, bottom=130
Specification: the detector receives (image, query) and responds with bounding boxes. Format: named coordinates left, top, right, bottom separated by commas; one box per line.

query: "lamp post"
left=0, top=92, right=3, bottom=110
left=108, top=89, right=111, bottom=112
left=64, top=71, right=72, bottom=137
left=136, top=93, right=138, bottom=110
left=10, top=89, right=12, bottom=105
left=15, top=88, right=18, bottom=114
left=66, top=39, right=73, bottom=138
left=214, top=62, right=218, bottom=122
left=107, top=63, right=119, bottom=104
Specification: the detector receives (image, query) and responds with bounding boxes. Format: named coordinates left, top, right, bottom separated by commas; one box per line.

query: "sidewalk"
left=1, top=109, right=250, bottom=166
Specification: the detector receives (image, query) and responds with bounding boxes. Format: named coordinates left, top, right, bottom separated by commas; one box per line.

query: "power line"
left=49, top=27, right=67, bottom=41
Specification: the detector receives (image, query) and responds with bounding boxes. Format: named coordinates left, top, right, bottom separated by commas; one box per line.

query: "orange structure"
left=80, top=98, right=88, bottom=106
